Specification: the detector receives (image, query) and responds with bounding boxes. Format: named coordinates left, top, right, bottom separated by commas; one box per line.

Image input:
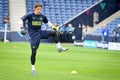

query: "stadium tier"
left=0, top=0, right=9, bottom=30
left=26, top=0, right=99, bottom=25
left=92, top=17, right=120, bottom=35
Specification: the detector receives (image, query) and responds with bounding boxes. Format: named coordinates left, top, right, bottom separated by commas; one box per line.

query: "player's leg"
left=30, top=48, right=37, bottom=76
left=31, top=48, right=37, bottom=67
left=30, top=44, right=38, bottom=76
left=30, top=38, right=40, bottom=76
left=49, top=31, right=69, bottom=52
left=40, top=30, right=68, bottom=52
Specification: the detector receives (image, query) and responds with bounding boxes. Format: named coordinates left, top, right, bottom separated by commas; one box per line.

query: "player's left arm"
left=47, top=21, right=55, bottom=28
left=43, top=15, right=56, bottom=29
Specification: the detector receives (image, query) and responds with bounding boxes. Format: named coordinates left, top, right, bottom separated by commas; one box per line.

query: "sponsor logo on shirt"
left=32, top=21, right=41, bottom=26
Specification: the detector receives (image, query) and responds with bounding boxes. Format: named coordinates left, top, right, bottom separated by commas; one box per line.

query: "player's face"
left=34, top=7, right=42, bottom=15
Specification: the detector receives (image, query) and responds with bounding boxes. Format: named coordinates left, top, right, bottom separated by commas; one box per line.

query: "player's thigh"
left=41, top=30, right=51, bottom=39
left=30, top=36, right=41, bottom=50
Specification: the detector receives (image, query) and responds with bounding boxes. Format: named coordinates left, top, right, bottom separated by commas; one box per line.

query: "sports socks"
left=32, top=65, right=36, bottom=70
left=56, top=42, right=62, bottom=49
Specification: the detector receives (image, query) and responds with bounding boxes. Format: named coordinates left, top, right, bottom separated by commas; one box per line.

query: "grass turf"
left=0, top=42, right=120, bottom=80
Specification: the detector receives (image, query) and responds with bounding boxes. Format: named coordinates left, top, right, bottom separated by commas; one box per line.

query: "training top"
left=21, top=12, right=48, bottom=34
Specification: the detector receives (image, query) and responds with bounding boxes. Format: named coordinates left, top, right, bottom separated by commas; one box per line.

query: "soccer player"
left=19, top=3, right=68, bottom=76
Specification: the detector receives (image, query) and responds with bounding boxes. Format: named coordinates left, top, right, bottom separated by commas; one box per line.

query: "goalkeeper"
left=19, top=3, right=68, bottom=76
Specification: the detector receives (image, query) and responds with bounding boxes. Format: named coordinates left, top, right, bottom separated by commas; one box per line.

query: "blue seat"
left=67, top=15, right=71, bottom=18
left=50, top=14, right=56, bottom=18
left=60, top=2, right=65, bottom=6
left=59, top=0, right=65, bottom=3
left=65, top=3, right=71, bottom=6
left=0, top=1, right=2, bottom=3
left=71, top=0, right=76, bottom=3
left=66, top=6, right=71, bottom=9
left=60, top=6, right=65, bottom=9
left=55, top=5, right=60, bottom=9
left=49, top=0, right=54, bottom=2
left=49, top=5, right=54, bottom=9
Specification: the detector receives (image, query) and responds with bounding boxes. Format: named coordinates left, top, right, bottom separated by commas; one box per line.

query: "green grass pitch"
left=0, top=42, right=120, bottom=80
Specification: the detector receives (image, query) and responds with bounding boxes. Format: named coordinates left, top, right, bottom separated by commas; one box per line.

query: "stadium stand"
left=92, top=17, right=120, bottom=35
left=0, top=0, right=9, bottom=30
left=26, top=0, right=99, bottom=26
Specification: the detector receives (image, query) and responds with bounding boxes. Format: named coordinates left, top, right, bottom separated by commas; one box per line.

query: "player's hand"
left=52, top=24, right=59, bottom=31
left=52, top=27, right=57, bottom=31
left=51, top=25, right=56, bottom=31
left=21, top=27, right=27, bottom=35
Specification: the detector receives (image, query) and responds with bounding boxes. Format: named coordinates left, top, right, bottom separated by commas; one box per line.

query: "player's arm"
left=18, top=13, right=31, bottom=35
left=47, top=21, right=55, bottom=28
left=47, top=21, right=59, bottom=31
left=19, top=16, right=28, bottom=35
left=19, top=13, right=31, bottom=27
left=19, top=19, right=27, bottom=35
left=43, top=15, right=58, bottom=31
left=19, top=19, right=24, bottom=27
left=42, top=15, right=55, bottom=28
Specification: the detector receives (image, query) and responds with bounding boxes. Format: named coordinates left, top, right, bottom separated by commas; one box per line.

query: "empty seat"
left=26, top=0, right=99, bottom=26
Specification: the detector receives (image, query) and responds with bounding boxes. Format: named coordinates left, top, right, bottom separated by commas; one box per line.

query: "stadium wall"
left=0, top=32, right=53, bottom=42
left=85, top=35, right=117, bottom=42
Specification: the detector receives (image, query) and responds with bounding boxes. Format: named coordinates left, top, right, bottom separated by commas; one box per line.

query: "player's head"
left=34, top=3, right=42, bottom=15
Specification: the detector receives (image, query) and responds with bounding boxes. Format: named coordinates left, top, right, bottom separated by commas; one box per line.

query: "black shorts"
left=30, top=30, right=51, bottom=50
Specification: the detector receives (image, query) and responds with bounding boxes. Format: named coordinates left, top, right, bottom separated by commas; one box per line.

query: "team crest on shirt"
left=40, top=18, right=43, bottom=20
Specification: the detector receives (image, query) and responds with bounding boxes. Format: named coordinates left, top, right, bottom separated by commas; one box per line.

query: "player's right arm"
left=19, top=19, right=27, bottom=35
left=19, top=13, right=31, bottom=27
left=19, top=19, right=24, bottom=27
left=19, top=13, right=31, bottom=35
